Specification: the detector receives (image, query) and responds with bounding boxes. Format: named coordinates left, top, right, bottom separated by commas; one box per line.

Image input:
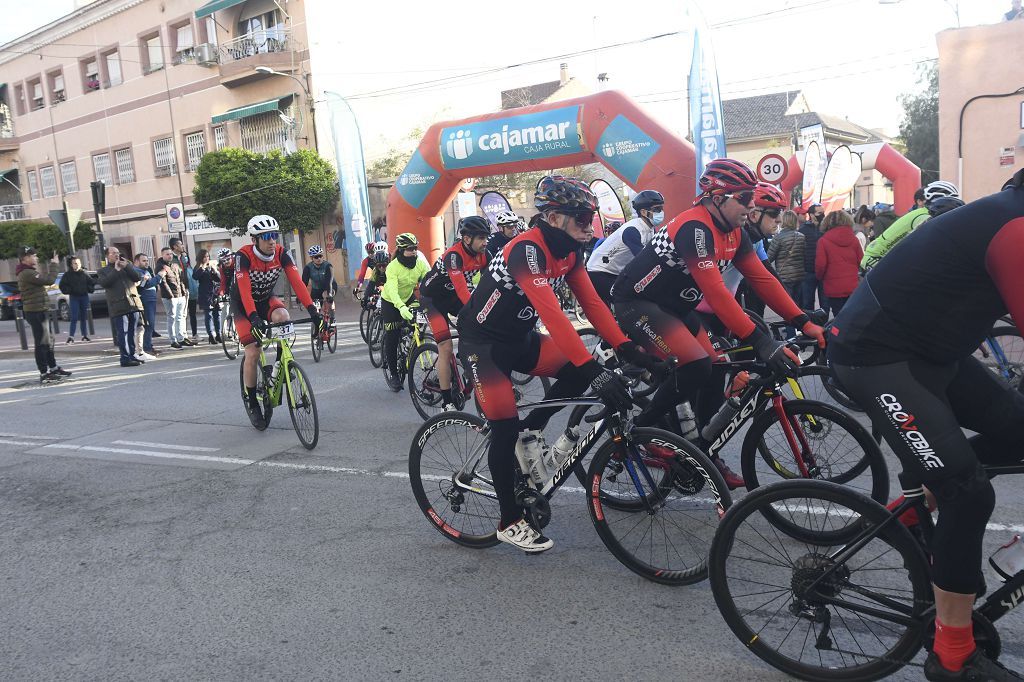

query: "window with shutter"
left=214, top=125, right=227, bottom=150
left=92, top=153, right=113, bottom=185
left=27, top=170, right=40, bottom=201
left=40, top=166, right=58, bottom=198
left=153, top=137, right=177, bottom=177
left=59, top=161, right=79, bottom=193
left=115, top=148, right=135, bottom=184
left=185, top=131, right=206, bottom=171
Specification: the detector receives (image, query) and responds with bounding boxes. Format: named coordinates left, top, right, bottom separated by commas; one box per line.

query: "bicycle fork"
left=772, top=396, right=820, bottom=479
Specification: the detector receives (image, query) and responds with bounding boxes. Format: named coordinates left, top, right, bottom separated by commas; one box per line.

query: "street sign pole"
left=91, top=181, right=107, bottom=266
left=64, top=200, right=75, bottom=254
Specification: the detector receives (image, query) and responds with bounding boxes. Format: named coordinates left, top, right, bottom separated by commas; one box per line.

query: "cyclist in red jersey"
left=419, top=216, right=489, bottom=410
left=612, top=159, right=825, bottom=488
left=216, top=247, right=234, bottom=297
left=458, top=176, right=666, bottom=553
left=233, top=215, right=321, bottom=428
left=354, top=242, right=388, bottom=308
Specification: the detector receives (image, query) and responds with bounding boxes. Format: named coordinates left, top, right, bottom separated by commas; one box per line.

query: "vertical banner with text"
left=590, top=179, right=626, bottom=238
left=687, top=4, right=727, bottom=192
left=819, top=145, right=863, bottom=213
left=327, top=92, right=373, bottom=278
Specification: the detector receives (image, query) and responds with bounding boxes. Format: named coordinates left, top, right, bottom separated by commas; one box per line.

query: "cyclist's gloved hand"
left=399, top=305, right=414, bottom=321
left=791, top=313, right=827, bottom=349
left=746, top=329, right=801, bottom=377
left=616, top=341, right=670, bottom=378
left=580, top=360, right=632, bottom=413
left=248, top=313, right=268, bottom=342
left=306, top=305, right=323, bottom=333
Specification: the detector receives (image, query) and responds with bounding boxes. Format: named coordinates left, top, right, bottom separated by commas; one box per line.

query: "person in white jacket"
left=587, top=190, right=665, bottom=303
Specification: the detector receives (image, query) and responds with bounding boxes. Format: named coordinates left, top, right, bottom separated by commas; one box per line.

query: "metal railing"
left=0, top=204, right=25, bottom=221
left=218, top=27, right=297, bottom=64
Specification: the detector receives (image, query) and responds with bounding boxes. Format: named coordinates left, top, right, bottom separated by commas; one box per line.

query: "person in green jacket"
left=381, top=232, right=429, bottom=390
left=15, top=246, right=71, bottom=382
left=861, top=180, right=960, bottom=271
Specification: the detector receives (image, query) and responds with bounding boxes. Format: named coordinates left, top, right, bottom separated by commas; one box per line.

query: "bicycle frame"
left=258, top=319, right=311, bottom=408
left=983, top=335, right=1014, bottom=381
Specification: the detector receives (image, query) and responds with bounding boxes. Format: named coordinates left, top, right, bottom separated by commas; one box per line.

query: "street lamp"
left=253, top=66, right=317, bottom=148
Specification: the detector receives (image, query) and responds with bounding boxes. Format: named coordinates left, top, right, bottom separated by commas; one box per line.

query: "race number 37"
left=756, top=154, right=788, bottom=184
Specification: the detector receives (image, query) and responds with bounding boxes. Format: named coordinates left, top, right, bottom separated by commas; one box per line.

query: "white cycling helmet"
left=495, top=210, right=519, bottom=226
left=372, top=241, right=388, bottom=253
left=247, top=214, right=280, bottom=236
left=216, top=247, right=233, bottom=261
left=922, top=180, right=960, bottom=203
left=307, top=245, right=324, bottom=257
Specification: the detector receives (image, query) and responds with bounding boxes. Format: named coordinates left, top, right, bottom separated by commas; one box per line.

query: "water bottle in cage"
left=700, top=397, right=742, bottom=442
left=990, top=535, right=1024, bottom=581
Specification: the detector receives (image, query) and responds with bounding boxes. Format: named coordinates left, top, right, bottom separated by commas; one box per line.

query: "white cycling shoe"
left=497, top=519, right=553, bottom=553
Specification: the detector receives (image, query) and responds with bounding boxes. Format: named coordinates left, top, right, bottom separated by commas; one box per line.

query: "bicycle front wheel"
left=326, top=321, right=337, bottom=354
left=588, top=427, right=731, bottom=585
left=709, top=480, right=931, bottom=681
left=286, top=361, right=319, bottom=449
left=407, top=342, right=447, bottom=420
left=359, top=307, right=371, bottom=343
left=409, top=412, right=499, bottom=548
left=311, top=329, right=323, bottom=363
left=238, top=356, right=273, bottom=429
left=367, top=315, right=383, bottom=368
left=222, top=313, right=239, bottom=360
left=974, top=327, right=1024, bottom=389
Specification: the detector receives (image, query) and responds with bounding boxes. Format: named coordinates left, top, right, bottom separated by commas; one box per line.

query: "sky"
left=0, top=0, right=1010, bottom=163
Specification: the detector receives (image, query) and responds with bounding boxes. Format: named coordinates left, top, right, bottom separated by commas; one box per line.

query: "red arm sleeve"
left=814, top=240, right=827, bottom=282
left=446, top=249, right=473, bottom=305
left=735, top=248, right=805, bottom=323
left=356, top=257, right=369, bottom=285
left=282, top=252, right=315, bottom=308
left=985, top=217, right=1024, bottom=332
left=233, top=254, right=256, bottom=316
left=566, top=258, right=628, bottom=347
left=677, top=221, right=757, bottom=338
left=507, top=241, right=594, bottom=367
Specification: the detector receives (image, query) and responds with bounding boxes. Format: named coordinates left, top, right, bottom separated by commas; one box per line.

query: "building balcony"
left=0, top=204, right=25, bottom=222
left=217, top=28, right=301, bottom=88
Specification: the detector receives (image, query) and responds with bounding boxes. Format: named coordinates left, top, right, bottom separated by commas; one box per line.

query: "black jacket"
left=58, top=269, right=94, bottom=297
left=799, top=221, right=822, bottom=274
left=193, top=265, right=221, bottom=309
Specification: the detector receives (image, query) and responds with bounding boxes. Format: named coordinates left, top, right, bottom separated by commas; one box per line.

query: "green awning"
left=0, top=169, right=16, bottom=181
left=195, top=0, right=246, bottom=19
left=211, top=97, right=288, bottom=124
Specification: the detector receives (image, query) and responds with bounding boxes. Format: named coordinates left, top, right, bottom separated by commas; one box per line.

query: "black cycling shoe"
left=246, top=400, right=267, bottom=431
left=924, top=649, right=1023, bottom=681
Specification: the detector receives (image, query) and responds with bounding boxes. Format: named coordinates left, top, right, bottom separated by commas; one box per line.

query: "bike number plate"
left=271, top=323, right=294, bottom=338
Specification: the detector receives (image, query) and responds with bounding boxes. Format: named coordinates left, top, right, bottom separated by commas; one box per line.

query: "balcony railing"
left=0, top=204, right=25, bottom=221
left=218, top=27, right=296, bottom=64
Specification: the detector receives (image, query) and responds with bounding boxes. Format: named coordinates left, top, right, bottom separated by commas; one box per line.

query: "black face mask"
left=397, top=253, right=417, bottom=268
left=536, top=216, right=583, bottom=259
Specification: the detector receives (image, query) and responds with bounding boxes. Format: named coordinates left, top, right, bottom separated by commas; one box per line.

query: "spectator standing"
left=16, top=247, right=70, bottom=382
left=169, top=237, right=195, bottom=341
left=798, top=203, right=825, bottom=309
left=98, top=246, right=145, bottom=367
left=192, top=249, right=222, bottom=344
left=815, top=210, right=864, bottom=316
left=133, top=253, right=161, bottom=359
left=766, top=210, right=806, bottom=303
left=870, top=203, right=898, bottom=239
left=184, top=261, right=199, bottom=342
left=853, top=206, right=874, bottom=250
left=59, top=256, right=94, bottom=343
left=155, top=246, right=190, bottom=348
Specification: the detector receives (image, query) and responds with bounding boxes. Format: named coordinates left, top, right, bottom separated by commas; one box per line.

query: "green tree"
left=898, top=62, right=939, bottom=185
left=193, top=148, right=339, bottom=235
left=73, top=221, right=98, bottom=252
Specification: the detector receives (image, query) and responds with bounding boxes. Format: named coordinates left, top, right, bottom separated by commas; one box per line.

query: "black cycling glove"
left=248, top=313, right=268, bottom=342
left=306, top=304, right=323, bottom=333
left=580, top=360, right=632, bottom=413
left=616, top=341, right=670, bottom=378
left=745, top=328, right=800, bottom=377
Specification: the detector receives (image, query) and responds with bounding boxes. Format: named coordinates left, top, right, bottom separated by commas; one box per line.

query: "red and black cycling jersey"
left=614, top=204, right=803, bottom=339
left=458, top=221, right=628, bottom=367
left=420, top=241, right=487, bottom=304
left=830, top=186, right=1024, bottom=366
left=230, top=243, right=313, bottom=316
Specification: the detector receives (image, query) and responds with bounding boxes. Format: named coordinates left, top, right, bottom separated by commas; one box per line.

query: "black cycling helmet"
left=371, top=251, right=389, bottom=266
left=631, top=190, right=665, bottom=211
left=1002, top=167, right=1024, bottom=191
left=458, top=215, right=490, bottom=238
left=534, top=175, right=598, bottom=215
left=927, top=196, right=965, bottom=218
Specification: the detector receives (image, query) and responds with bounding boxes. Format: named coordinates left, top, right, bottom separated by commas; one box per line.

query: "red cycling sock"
left=933, top=619, right=976, bottom=672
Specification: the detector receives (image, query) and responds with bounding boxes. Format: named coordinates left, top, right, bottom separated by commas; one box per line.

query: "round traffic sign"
left=756, top=153, right=788, bottom=184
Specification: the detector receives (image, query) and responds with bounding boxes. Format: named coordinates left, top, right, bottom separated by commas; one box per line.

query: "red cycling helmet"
left=534, top=175, right=599, bottom=214
left=365, top=242, right=375, bottom=256
left=752, top=182, right=788, bottom=211
left=697, top=158, right=759, bottom=198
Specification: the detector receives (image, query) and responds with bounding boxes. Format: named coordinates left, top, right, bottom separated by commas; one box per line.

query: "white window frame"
left=184, top=130, right=206, bottom=171
left=92, top=152, right=113, bottom=185
left=153, top=137, right=177, bottom=177
left=27, top=170, right=40, bottom=201
left=105, top=51, right=122, bottom=87
left=213, top=125, right=227, bottom=150
left=59, top=161, right=79, bottom=193
left=30, top=81, right=44, bottom=110
left=175, top=24, right=195, bottom=64
left=39, top=165, right=58, bottom=198
left=84, top=59, right=100, bottom=92
left=51, top=73, right=65, bottom=104
left=204, top=16, right=218, bottom=46
left=114, top=147, right=135, bottom=184
left=145, top=35, right=164, bottom=72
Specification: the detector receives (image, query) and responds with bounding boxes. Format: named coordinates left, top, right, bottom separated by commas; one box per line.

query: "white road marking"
left=0, top=432, right=57, bottom=440
left=113, top=440, right=219, bottom=452
left=0, top=438, right=43, bottom=446
left=44, top=443, right=245, bottom=464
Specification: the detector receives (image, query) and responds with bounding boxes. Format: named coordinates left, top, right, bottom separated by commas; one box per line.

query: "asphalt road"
left=0, top=312, right=1021, bottom=680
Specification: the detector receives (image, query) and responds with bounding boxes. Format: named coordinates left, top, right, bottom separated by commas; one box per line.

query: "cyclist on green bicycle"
left=419, top=216, right=489, bottom=410
left=381, top=233, right=429, bottom=390
left=457, top=175, right=666, bottom=553
left=233, top=215, right=322, bottom=428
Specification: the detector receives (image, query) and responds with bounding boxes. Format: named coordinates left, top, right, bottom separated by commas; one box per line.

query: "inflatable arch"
left=779, top=142, right=921, bottom=213
left=386, top=91, right=697, bottom=259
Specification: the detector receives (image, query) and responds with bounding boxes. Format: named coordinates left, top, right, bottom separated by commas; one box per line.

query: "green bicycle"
left=239, top=318, right=320, bottom=449
left=383, top=305, right=432, bottom=392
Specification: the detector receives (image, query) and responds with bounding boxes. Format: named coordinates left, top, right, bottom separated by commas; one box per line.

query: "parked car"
left=48, top=271, right=107, bottom=321
left=0, top=281, right=20, bottom=320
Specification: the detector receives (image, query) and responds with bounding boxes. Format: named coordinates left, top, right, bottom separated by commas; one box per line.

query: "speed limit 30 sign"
left=756, top=154, right=789, bottom=184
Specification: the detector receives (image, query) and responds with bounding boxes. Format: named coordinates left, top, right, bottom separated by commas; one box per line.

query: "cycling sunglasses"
left=559, top=210, right=595, bottom=227
left=761, top=208, right=782, bottom=218
left=311, top=254, right=324, bottom=259
left=725, top=191, right=755, bottom=206
left=257, top=232, right=280, bottom=241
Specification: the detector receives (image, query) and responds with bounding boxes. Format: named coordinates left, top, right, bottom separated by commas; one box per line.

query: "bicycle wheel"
left=741, top=399, right=888, bottom=544
left=311, top=329, right=323, bottom=363
left=326, top=320, right=338, bottom=354
left=974, top=327, right=1024, bottom=389
left=367, top=315, right=384, bottom=368
left=408, top=342, right=445, bottom=420
left=785, top=364, right=864, bottom=413
left=238, top=356, right=273, bottom=430
left=709, top=480, right=931, bottom=681
left=221, top=313, right=239, bottom=360
left=383, top=335, right=409, bottom=392
left=588, top=427, right=731, bottom=585
left=359, top=307, right=371, bottom=343
left=409, top=412, right=500, bottom=548
left=285, top=361, right=319, bottom=449
left=575, top=326, right=601, bottom=356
